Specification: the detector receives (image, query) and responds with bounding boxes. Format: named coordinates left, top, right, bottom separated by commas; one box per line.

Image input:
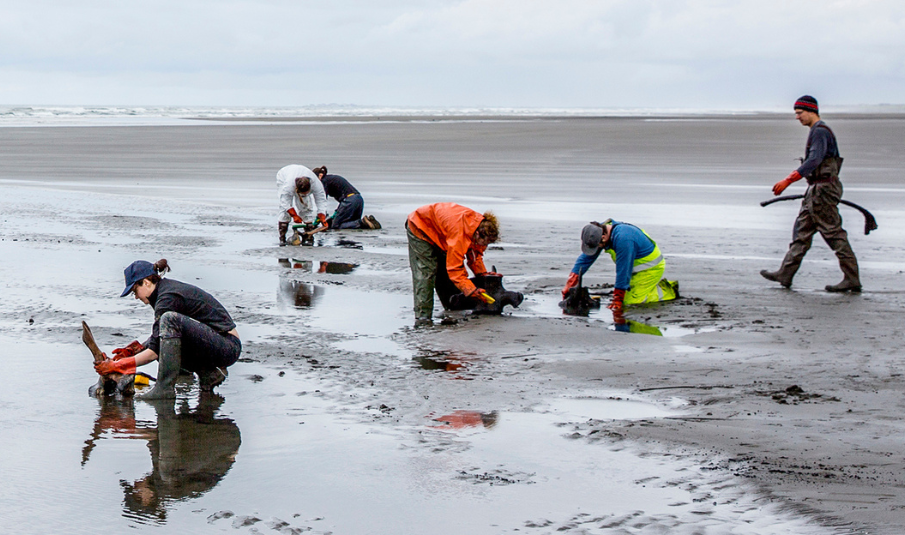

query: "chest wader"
left=608, top=229, right=678, bottom=305
left=768, top=124, right=860, bottom=291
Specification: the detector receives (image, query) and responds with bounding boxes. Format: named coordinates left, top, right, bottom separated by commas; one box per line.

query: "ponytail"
left=147, top=259, right=170, bottom=284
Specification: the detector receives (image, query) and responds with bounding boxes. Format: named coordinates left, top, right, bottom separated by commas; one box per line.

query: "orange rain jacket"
left=407, top=203, right=488, bottom=297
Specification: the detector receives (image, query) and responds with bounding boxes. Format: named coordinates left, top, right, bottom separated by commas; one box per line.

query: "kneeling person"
left=563, top=219, right=678, bottom=314
left=95, top=259, right=241, bottom=399
left=312, top=166, right=381, bottom=230
left=406, top=203, right=498, bottom=326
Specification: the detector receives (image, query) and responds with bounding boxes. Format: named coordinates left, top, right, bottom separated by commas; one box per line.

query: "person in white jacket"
left=276, top=164, right=329, bottom=245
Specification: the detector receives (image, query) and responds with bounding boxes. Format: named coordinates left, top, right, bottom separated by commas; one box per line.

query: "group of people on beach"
left=94, top=94, right=861, bottom=398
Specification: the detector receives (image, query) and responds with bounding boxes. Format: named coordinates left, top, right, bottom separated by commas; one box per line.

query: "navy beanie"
left=794, top=95, right=819, bottom=114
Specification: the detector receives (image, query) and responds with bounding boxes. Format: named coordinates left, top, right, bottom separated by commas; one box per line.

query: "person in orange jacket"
left=406, top=203, right=499, bottom=326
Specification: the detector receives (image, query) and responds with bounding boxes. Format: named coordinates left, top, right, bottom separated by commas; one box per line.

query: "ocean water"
left=0, top=104, right=786, bottom=128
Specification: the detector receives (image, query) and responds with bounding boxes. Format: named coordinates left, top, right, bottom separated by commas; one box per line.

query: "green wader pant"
left=407, top=227, right=460, bottom=320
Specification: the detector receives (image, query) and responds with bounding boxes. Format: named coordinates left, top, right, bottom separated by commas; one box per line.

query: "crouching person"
left=406, top=203, right=499, bottom=326
left=95, top=259, right=241, bottom=399
left=563, top=219, right=679, bottom=317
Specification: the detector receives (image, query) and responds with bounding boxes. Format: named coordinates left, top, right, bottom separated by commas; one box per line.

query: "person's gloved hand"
left=471, top=288, right=495, bottom=304
left=773, top=171, right=802, bottom=196
left=481, top=271, right=502, bottom=277
left=95, top=356, right=136, bottom=376
left=562, top=272, right=580, bottom=299
left=607, top=288, right=625, bottom=312
left=112, top=340, right=143, bottom=360
left=317, top=213, right=329, bottom=227
left=287, top=208, right=303, bottom=224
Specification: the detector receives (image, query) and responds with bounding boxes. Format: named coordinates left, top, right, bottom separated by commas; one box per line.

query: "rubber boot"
left=760, top=269, right=792, bottom=288
left=137, top=338, right=182, bottom=400
left=279, top=222, right=289, bottom=246
left=826, top=256, right=861, bottom=292
left=197, top=367, right=228, bottom=392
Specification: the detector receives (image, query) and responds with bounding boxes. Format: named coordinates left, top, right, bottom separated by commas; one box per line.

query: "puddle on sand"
left=275, top=274, right=413, bottom=356
left=278, top=258, right=359, bottom=274
left=2, top=338, right=829, bottom=534
left=413, top=350, right=479, bottom=375
left=518, top=294, right=716, bottom=338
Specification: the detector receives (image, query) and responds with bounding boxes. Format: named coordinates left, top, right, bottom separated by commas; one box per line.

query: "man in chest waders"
left=761, top=95, right=861, bottom=292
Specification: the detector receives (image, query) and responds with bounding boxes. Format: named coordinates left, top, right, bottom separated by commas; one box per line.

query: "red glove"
left=772, top=171, right=802, bottom=196
left=95, top=356, right=136, bottom=376
left=607, top=288, right=626, bottom=312
left=317, top=213, right=329, bottom=227
left=112, top=340, right=143, bottom=360
left=562, top=272, right=580, bottom=299
left=481, top=271, right=502, bottom=277
left=287, top=208, right=303, bottom=224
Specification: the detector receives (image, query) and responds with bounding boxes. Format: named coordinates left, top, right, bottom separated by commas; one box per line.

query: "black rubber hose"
left=760, top=195, right=878, bottom=235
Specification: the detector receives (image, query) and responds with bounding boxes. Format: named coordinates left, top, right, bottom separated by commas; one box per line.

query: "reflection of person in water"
left=614, top=319, right=664, bottom=336
left=432, top=410, right=498, bottom=429
left=119, top=395, right=241, bottom=522
left=277, top=275, right=325, bottom=308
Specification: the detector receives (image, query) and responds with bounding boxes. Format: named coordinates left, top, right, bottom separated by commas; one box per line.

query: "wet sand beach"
left=2, top=115, right=904, bottom=534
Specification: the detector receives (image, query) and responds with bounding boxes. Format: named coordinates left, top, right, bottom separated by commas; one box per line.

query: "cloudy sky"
left=1, top=0, right=903, bottom=110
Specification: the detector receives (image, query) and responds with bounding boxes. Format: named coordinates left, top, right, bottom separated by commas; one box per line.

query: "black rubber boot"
left=279, top=222, right=289, bottom=246
left=137, top=338, right=182, bottom=400
left=197, top=367, right=228, bottom=392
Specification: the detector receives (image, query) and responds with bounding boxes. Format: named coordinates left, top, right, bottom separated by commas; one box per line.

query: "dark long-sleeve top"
left=321, top=174, right=359, bottom=202
left=143, top=278, right=236, bottom=354
left=569, top=221, right=656, bottom=291
left=796, top=120, right=840, bottom=178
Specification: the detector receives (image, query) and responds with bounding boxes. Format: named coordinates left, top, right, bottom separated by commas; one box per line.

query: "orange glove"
left=562, top=272, right=580, bottom=299
left=317, top=213, right=329, bottom=227
left=112, top=340, right=143, bottom=360
left=95, top=356, right=136, bottom=376
left=607, top=288, right=625, bottom=312
left=287, top=208, right=303, bottom=224
left=772, top=171, right=802, bottom=196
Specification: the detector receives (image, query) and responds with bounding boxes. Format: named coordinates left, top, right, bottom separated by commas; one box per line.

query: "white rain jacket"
left=276, top=164, right=328, bottom=222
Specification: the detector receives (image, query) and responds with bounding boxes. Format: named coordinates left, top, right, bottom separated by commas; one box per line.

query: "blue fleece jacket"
left=570, top=221, right=656, bottom=290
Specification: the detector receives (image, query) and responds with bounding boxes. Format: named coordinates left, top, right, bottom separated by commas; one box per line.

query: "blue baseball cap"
left=120, top=260, right=156, bottom=297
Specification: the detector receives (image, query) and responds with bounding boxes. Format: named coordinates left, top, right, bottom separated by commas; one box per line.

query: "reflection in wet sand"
left=414, top=350, right=479, bottom=377
left=278, top=276, right=324, bottom=308
left=84, top=395, right=241, bottom=524
left=613, top=319, right=664, bottom=336
left=432, top=410, right=499, bottom=430
left=279, top=258, right=359, bottom=274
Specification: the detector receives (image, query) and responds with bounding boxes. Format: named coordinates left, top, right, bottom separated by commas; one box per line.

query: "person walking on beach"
left=406, top=203, right=499, bottom=326
left=562, top=219, right=678, bottom=319
left=276, top=164, right=329, bottom=245
left=760, top=95, right=861, bottom=292
left=311, top=166, right=381, bottom=230
left=94, top=259, right=241, bottom=399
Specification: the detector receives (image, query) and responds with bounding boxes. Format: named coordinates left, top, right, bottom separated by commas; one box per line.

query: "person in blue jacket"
left=562, top=219, right=678, bottom=315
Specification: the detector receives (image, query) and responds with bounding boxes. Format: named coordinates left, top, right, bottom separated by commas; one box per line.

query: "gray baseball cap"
left=580, top=224, right=604, bottom=256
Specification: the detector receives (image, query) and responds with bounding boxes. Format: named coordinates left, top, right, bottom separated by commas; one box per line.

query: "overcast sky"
left=1, top=0, right=903, bottom=109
